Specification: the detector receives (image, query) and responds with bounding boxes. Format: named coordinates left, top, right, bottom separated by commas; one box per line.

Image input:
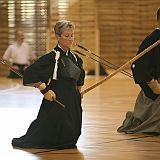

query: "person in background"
left=3, top=30, right=36, bottom=78
left=117, top=8, right=160, bottom=134
left=11, top=20, right=85, bottom=149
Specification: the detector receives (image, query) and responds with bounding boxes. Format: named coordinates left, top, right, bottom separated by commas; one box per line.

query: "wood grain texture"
left=0, top=73, right=160, bottom=160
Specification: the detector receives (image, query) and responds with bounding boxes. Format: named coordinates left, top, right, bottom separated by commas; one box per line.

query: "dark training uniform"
left=12, top=45, right=85, bottom=149
left=118, top=28, right=160, bottom=134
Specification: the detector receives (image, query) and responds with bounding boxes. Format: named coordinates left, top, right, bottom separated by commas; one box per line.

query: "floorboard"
left=0, top=74, right=160, bottom=160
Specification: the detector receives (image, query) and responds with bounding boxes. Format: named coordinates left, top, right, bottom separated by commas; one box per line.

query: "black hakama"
left=12, top=45, right=85, bottom=149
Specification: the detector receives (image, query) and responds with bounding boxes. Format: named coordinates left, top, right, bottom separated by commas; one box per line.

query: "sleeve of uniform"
left=27, top=43, right=36, bottom=61
left=131, top=29, right=160, bottom=83
left=131, top=29, right=160, bottom=100
left=76, top=56, right=85, bottom=86
left=3, top=46, right=12, bottom=61
left=139, top=83, right=158, bottom=100
left=23, top=52, right=55, bottom=85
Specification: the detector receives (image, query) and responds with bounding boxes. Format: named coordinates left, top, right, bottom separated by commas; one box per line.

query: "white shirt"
left=3, top=42, right=35, bottom=65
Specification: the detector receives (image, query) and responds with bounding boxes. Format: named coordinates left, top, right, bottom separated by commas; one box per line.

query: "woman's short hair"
left=54, top=20, right=75, bottom=36
left=157, top=8, right=160, bottom=20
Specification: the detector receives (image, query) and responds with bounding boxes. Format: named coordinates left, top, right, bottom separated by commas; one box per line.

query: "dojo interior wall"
left=0, top=0, right=159, bottom=76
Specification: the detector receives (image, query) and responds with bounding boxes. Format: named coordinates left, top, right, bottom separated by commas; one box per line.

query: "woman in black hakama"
left=12, top=20, right=85, bottom=149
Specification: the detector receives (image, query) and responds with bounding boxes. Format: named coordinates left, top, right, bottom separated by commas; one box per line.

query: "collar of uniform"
left=56, top=44, right=70, bottom=56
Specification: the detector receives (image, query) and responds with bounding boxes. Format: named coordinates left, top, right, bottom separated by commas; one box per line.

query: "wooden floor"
left=1, top=73, right=160, bottom=160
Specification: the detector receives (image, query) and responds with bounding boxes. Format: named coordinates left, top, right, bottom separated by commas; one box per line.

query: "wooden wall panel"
left=0, top=0, right=159, bottom=76
left=0, top=0, right=49, bottom=76
left=0, top=1, right=9, bottom=76
left=97, top=0, right=160, bottom=69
